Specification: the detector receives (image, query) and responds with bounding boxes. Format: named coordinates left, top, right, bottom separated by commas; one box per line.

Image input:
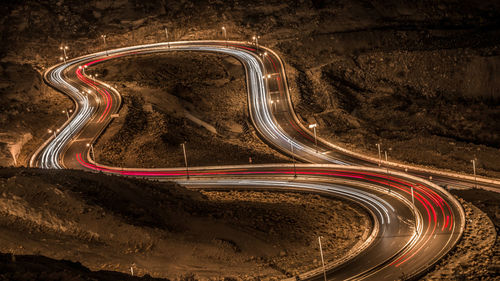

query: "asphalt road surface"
left=30, top=41, right=472, bottom=280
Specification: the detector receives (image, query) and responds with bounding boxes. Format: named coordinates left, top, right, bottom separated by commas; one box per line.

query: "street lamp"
left=375, top=143, right=381, bottom=166
left=290, top=139, right=297, bottom=178
left=59, top=56, right=68, bottom=64
left=48, top=129, right=56, bottom=138
left=63, top=109, right=74, bottom=132
left=308, top=123, right=318, bottom=153
left=384, top=148, right=392, bottom=175
left=164, top=27, right=169, bottom=48
left=471, top=159, right=477, bottom=188
left=222, top=26, right=227, bottom=47
left=101, top=35, right=108, bottom=56
left=59, top=45, right=69, bottom=64
left=89, top=73, right=99, bottom=84
left=252, top=35, right=260, bottom=51
left=62, top=109, right=73, bottom=120
left=410, top=184, right=417, bottom=234
left=181, top=142, right=189, bottom=179
left=318, top=236, right=327, bottom=281
left=86, top=143, right=95, bottom=160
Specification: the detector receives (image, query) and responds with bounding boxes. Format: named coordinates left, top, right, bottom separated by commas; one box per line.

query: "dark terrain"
left=91, top=52, right=287, bottom=168
left=0, top=167, right=370, bottom=279
left=2, top=0, right=499, bottom=176
left=0, top=0, right=499, bottom=280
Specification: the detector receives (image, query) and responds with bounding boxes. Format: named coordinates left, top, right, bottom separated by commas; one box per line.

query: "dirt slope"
left=0, top=167, right=371, bottom=279
left=0, top=62, right=72, bottom=167
left=92, top=52, right=289, bottom=168
left=2, top=0, right=499, bottom=175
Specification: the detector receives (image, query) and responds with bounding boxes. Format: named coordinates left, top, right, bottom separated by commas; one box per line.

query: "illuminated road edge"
left=31, top=41, right=465, bottom=280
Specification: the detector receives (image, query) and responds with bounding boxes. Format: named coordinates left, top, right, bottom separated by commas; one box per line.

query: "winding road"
left=29, top=41, right=473, bottom=280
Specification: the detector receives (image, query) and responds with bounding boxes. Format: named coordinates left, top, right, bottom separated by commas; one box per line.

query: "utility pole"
left=471, top=159, right=477, bottom=188
left=318, top=236, right=327, bottom=281
left=181, top=142, right=189, bottom=179
left=165, top=27, right=169, bottom=48
left=376, top=143, right=381, bottom=166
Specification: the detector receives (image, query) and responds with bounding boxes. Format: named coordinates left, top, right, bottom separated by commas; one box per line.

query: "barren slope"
left=92, top=52, right=288, bottom=168
left=0, top=62, right=72, bottom=167
left=0, top=168, right=371, bottom=279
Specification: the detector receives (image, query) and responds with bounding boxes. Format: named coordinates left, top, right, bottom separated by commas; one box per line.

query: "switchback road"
left=31, top=41, right=469, bottom=280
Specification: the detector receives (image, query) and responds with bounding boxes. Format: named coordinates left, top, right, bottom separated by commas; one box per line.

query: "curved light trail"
left=29, top=41, right=468, bottom=280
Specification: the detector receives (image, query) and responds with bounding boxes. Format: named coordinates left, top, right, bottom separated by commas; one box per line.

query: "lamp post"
left=410, top=184, right=417, bottom=234
left=90, top=73, right=98, bottom=85
left=252, top=35, right=260, bottom=51
left=101, top=35, right=108, bottom=56
left=181, top=142, right=189, bottom=179
left=62, top=109, right=73, bottom=120
left=63, top=109, right=73, bottom=132
left=471, top=159, right=477, bottom=188
left=270, top=99, right=279, bottom=111
left=48, top=129, right=56, bottom=138
left=222, top=26, right=227, bottom=47
left=59, top=46, right=68, bottom=64
left=290, top=139, right=297, bottom=178
left=376, top=143, right=381, bottom=166
left=165, top=27, right=169, bottom=48
left=384, top=149, right=391, bottom=175
left=309, top=123, right=318, bottom=153
left=318, top=236, right=327, bottom=281
left=86, top=143, right=95, bottom=160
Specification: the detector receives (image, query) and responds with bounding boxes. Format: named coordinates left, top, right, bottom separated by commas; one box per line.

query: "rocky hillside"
left=2, top=0, right=499, bottom=177
left=0, top=62, right=72, bottom=167
left=0, top=167, right=371, bottom=279
left=92, top=52, right=288, bottom=168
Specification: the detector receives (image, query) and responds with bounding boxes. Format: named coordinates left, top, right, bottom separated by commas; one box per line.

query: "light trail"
left=32, top=41, right=465, bottom=280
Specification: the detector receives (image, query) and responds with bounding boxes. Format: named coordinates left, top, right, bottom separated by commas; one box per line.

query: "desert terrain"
left=0, top=0, right=498, bottom=279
